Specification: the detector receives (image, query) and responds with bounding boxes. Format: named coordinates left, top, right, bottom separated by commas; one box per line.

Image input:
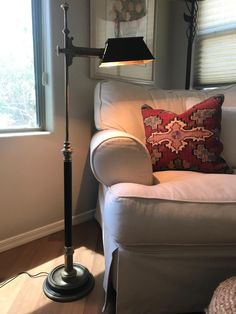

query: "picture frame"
left=90, top=0, right=157, bottom=85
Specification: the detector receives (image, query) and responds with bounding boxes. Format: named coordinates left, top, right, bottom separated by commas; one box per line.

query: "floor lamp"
left=43, top=2, right=154, bottom=302
left=183, top=0, right=202, bottom=89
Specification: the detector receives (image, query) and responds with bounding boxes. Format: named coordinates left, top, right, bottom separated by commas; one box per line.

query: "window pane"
left=194, top=33, right=236, bottom=85
left=194, top=0, right=236, bottom=87
left=0, top=0, right=38, bottom=130
left=198, top=0, right=236, bottom=34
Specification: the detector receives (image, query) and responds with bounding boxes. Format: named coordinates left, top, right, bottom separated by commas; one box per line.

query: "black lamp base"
left=43, top=263, right=95, bottom=302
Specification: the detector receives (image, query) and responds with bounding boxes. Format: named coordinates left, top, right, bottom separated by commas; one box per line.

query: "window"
left=0, top=0, right=44, bottom=132
left=193, top=0, right=236, bottom=87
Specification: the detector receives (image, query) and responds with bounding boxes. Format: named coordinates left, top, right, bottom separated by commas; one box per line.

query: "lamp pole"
left=61, top=1, right=80, bottom=283
left=43, top=3, right=95, bottom=302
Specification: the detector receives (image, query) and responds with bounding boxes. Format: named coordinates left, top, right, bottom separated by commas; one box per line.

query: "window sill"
left=0, top=131, right=51, bottom=138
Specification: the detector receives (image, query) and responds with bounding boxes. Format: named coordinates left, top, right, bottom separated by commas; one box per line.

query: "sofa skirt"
left=109, top=244, right=236, bottom=314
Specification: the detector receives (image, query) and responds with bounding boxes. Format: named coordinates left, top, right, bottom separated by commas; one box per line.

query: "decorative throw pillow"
left=142, top=95, right=232, bottom=173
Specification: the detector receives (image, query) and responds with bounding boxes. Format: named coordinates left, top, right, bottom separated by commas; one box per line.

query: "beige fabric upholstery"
left=90, top=80, right=236, bottom=314
left=221, top=108, right=236, bottom=167
left=94, top=80, right=152, bottom=142
left=114, top=247, right=236, bottom=314
left=105, top=171, right=236, bottom=245
left=94, top=81, right=236, bottom=169
left=184, top=85, right=236, bottom=168
left=90, top=129, right=153, bottom=186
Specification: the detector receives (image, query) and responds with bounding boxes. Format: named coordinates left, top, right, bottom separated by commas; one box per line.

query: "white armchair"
left=90, top=80, right=236, bottom=314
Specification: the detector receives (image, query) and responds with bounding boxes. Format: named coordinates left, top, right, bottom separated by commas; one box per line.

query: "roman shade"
left=194, top=0, right=236, bottom=87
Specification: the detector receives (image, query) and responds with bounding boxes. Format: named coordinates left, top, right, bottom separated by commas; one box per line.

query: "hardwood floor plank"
left=83, top=229, right=105, bottom=314
left=0, top=220, right=110, bottom=314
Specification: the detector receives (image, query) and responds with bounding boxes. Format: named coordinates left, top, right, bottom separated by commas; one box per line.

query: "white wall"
left=0, top=0, right=187, bottom=246
left=154, top=0, right=187, bottom=90
left=155, top=0, right=171, bottom=89
left=168, top=0, right=188, bottom=89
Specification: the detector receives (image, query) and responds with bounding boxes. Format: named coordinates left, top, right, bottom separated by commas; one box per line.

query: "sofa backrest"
left=94, top=80, right=236, bottom=168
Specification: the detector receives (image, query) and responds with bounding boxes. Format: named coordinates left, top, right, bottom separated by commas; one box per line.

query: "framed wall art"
left=90, top=0, right=157, bottom=85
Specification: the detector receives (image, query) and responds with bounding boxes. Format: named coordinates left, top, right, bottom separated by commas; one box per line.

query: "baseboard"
left=0, top=209, right=95, bottom=253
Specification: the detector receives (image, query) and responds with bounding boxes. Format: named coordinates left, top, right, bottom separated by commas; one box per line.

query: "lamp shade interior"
left=99, top=37, right=154, bottom=67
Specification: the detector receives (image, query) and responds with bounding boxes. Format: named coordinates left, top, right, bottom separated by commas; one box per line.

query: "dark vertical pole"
left=184, top=0, right=198, bottom=90
left=61, top=2, right=74, bottom=275
left=64, top=158, right=72, bottom=247
left=43, top=3, right=94, bottom=301
left=185, top=34, right=193, bottom=89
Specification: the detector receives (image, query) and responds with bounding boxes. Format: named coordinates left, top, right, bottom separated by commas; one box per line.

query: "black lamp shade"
left=100, top=37, right=154, bottom=67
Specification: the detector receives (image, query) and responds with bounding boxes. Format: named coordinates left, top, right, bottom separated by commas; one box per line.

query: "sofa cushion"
left=103, top=171, right=236, bottom=246
left=221, top=108, right=236, bottom=168
left=185, top=85, right=236, bottom=169
left=95, top=81, right=236, bottom=168
left=142, top=95, right=232, bottom=173
left=94, top=80, right=154, bottom=142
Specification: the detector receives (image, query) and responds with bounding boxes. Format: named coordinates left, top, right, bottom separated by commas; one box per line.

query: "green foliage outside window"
left=0, top=0, right=42, bottom=131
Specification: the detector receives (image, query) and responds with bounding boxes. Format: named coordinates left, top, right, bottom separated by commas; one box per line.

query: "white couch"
left=90, top=80, right=236, bottom=314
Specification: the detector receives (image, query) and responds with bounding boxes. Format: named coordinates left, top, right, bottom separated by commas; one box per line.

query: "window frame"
left=0, top=0, right=45, bottom=134
left=31, top=0, right=45, bottom=132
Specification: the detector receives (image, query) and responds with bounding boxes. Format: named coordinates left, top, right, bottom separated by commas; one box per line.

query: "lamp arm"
left=57, top=41, right=104, bottom=66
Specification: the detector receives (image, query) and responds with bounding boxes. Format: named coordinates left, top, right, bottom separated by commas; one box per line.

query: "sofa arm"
left=90, top=130, right=153, bottom=186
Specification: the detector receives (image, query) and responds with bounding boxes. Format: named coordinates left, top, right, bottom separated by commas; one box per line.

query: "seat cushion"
left=103, top=171, right=236, bottom=246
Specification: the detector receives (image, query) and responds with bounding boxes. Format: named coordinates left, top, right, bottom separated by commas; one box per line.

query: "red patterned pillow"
left=142, top=95, right=232, bottom=173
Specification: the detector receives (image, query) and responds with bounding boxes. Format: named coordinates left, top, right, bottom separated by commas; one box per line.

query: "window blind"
left=193, top=0, right=236, bottom=87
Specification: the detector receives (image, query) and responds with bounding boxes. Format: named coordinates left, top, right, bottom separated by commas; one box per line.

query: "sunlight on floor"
left=0, top=221, right=106, bottom=314
left=1, top=253, right=105, bottom=314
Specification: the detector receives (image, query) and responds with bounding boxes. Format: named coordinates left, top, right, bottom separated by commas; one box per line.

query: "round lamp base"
left=43, top=263, right=95, bottom=302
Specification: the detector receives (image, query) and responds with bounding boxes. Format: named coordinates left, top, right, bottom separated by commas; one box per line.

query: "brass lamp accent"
left=43, top=2, right=154, bottom=302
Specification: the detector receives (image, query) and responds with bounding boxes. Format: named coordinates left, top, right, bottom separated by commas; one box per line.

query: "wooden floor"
left=0, top=219, right=114, bottom=314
